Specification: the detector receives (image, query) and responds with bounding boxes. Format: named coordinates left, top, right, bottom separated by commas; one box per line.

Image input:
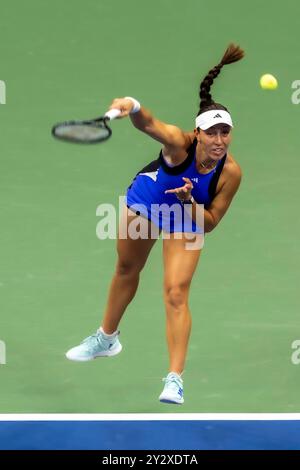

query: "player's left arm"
left=204, top=163, right=242, bottom=233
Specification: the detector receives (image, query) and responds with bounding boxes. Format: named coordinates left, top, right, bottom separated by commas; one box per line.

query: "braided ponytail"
left=198, top=43, right=245, bottom=114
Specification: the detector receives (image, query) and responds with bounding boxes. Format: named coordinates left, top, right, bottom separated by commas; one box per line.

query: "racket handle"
left=104, top=109, right=121, bottom=120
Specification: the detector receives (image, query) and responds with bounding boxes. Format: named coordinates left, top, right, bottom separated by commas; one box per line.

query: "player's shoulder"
left=164, top=127, right=193, bottom=148
left=224, top=153, right=242, bottom=182
left=162, top=130, right=194, bottom=162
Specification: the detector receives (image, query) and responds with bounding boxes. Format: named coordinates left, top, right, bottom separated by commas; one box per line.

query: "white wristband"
left=125, top=96, right=141, bottom=114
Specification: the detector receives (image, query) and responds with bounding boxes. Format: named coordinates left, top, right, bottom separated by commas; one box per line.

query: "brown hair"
left=198, top=43, right=245, bottom=115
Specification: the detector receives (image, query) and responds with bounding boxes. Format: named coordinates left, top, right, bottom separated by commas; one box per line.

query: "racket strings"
left=52, top=120, right=111, bottom=143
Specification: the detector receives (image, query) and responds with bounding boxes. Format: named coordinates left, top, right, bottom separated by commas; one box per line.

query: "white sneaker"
left=66, top=328, right=122, bottom=362
left=159, top=372, right=184, bottom=405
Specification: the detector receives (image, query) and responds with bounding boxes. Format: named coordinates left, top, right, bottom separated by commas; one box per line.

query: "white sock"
left=99, top=327, right=118, bottom=339
left=168, top=371, right=183, bottom=380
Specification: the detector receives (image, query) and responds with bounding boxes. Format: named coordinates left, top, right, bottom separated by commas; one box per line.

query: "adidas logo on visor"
left=213, top=113, right=222, bottom=118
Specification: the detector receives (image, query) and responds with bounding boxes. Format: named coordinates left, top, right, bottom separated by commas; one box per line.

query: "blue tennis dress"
left=126, top=139, right=226, bottom=233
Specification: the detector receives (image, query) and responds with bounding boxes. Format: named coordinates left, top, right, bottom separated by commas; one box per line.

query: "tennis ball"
left=260, top=74, right=278, bottom=90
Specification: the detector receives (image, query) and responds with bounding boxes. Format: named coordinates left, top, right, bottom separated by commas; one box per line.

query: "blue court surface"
left=1, top=414, right=300, bottom=450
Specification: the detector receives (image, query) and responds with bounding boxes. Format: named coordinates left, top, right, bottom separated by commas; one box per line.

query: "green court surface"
left=0, top=0, right=300, bottom=413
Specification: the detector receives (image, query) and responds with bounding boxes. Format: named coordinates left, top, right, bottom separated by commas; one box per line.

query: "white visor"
left=195, top=110, right=233, bottom=130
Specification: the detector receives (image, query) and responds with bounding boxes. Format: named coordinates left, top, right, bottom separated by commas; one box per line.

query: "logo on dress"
left=191, top=177, right=198, bottom=183
left=139, top=171, right=159, bottom=182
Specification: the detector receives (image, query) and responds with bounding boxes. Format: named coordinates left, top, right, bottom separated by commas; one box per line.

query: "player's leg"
left=102, top=207, right=159, bottom=333
left=159, top=233, right=201, bottom=404
left=66, top=207, right=159, bottom=361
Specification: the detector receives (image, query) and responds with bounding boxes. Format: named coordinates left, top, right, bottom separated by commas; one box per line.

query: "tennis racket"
left=51, top=108, right=121, bottom=144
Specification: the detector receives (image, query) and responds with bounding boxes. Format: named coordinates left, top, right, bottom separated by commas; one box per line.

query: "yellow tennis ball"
left=260, top=74, right=278, bottom=90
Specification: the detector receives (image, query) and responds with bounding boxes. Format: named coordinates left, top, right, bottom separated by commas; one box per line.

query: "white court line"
left=0, top=413, right=300, bottom=421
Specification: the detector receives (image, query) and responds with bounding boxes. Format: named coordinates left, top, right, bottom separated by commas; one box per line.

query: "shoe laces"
left=82, top=331, right=118, bottom=348
left=162, top=373, right=183, bottom=391
left=82, top=332, right=105, bottom=348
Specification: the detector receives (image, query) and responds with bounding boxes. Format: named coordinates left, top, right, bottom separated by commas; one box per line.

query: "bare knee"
left=164, top=284, right=190, bottom=310
left=115, top=259, right=143, bottom=278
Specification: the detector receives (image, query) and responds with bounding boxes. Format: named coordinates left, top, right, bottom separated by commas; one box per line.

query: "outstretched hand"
left=108, top=98, right=135, bottom=118
left=165, top=177, right=194, bottom=202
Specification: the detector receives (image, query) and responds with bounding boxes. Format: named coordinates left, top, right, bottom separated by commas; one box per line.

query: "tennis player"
left=66, top=44, right=244, bottom=405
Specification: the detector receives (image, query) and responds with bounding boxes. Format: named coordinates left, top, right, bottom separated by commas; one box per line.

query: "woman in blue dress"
left=66, top=44, right=244, bottom=405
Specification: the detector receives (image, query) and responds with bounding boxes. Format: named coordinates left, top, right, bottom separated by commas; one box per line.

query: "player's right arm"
left=108, top=97, right=190, bottom=151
